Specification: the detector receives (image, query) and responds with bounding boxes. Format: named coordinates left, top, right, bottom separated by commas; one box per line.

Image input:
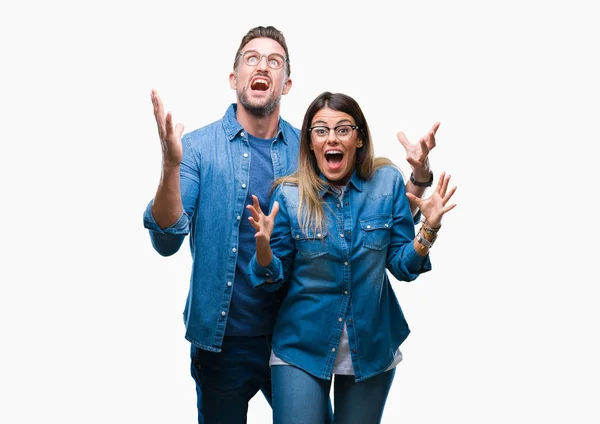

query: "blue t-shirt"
left=226, top=133, right=287, bottom=336
left=143, top=104, right=301, bottom=351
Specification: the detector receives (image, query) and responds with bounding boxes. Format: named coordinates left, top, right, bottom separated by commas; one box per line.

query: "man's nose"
left=257, top=55, right=269, bottom=70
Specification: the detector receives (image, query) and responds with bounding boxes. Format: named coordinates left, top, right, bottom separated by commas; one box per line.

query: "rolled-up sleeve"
left=248, top=185, right=295, bottom=291
left=143, top=200, right=190, bottom=256
left=386, top=170, right=432, bottom=280
left=143, top=135, right=199, bottom=257
left=248, top=256, right=285, bottom=291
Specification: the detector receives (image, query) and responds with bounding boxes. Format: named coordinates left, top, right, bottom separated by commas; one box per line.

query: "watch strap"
left=416, top=229, right=435, bottom=248
left=410, top=170, right=434, bottom=187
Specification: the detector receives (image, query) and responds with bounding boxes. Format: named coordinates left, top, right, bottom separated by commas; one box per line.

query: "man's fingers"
left=419, top=138, right=430, bottom=155
left=405, top=156, right=420, bottom=168
left=175, top=123, right=185, bottom=139
left=427, top=122, right=440, bottom=149
left=151, top=90, right=165, bottom=119
left=396, top=131, right=410, bottom=148
left=165, top=112, right=174, bottom=136
left=151, top=89, right=162, bottom=114
left=151, top=89, right=166, bottom=137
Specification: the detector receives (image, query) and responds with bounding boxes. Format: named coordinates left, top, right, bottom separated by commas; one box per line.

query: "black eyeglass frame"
left=308, top=125, right=360, bottom=140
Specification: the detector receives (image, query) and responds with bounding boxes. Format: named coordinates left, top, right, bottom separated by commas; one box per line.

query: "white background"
left=1, top=0, right=598, bottom=423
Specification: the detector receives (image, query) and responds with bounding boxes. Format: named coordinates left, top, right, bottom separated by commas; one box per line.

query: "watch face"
left=417, top=231, right=432, bottom=248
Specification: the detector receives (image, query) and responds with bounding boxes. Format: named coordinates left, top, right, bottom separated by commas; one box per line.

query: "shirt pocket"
left=291, top=228, right=329, bottom=258
left=360, top=215, right=393, bottom=250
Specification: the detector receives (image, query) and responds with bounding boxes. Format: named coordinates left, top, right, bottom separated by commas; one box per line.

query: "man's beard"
left=238, top=88, right=280, bottom=118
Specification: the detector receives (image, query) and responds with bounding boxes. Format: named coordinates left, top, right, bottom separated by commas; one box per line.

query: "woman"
left=247, top=92, right=457, bottom=423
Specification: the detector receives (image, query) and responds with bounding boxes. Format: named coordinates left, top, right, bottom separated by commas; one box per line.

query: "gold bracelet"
left=422, top=220, right=441, bottom=236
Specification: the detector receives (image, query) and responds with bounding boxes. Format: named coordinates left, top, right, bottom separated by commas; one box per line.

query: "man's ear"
left=229, top=72, right=237, bottom=90
left=282, top=77, right=292, bottom=95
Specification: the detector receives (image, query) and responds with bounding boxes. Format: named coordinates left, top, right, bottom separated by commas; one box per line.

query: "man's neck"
left=235, top=102, right=281, bottom=139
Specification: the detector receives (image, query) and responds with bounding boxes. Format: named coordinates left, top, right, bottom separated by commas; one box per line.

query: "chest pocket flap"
left=291, top=228, right=329, bottom=258
left=360, top=215, right=393, bottom=250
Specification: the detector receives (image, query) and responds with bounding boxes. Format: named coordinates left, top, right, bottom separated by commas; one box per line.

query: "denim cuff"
left=248, top=256, right=284, bottom=292
left=143, top=200, right=190, bottom=235
left=406, top=243, right=432, bottom=274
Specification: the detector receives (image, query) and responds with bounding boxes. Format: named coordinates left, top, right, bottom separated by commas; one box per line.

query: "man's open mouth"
left=251, top=78, right=270, bottom=91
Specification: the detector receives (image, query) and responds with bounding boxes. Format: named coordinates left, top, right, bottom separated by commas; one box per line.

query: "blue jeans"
left=271, top=365, right=395, bottom=424
left=190, top=337, right=334, bottom=424
left=190, top=336, right=272, bottom=424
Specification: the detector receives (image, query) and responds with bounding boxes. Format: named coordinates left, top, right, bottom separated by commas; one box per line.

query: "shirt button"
left=345, top=202, right=349, bottom=206
left=232, top=248, right=237, bottom=252
left=236, top=215, right=241, bottom=221
left=331, top=348, right=336, bottom=352
left=296, top=235, right=300, bottom=239
left=241, top=183, right=247, bottom=189
left=366, top=225, right=371, bottom=229
left=344, top=261, right=348, bottom=266
left=317, top=233, right=321, bottom=237
left=385, top=224, right=389, bottom=227
left=227, top=281, right=232, bottom=287
left=338, top=317, right=343, bottom=322
left=240, top=131, right=245, bottom=137
left=243, top=153, right=249, bottom=158
left=347, top=231, right=351, bottom=235
left=221, top=311, right=226, bottom=316
left=348, top=318, right=353, bottom=323
left=340, top=233, right=344, bottom=238
left=344, top=290, right=348, bottom=295
left=336, top=204, right=341, bottom=208
left=265, top=272, right=270, bottom=277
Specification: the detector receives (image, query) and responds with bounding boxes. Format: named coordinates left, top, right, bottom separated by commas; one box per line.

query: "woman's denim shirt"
left=249, top=166, right=432, bottom=381
left=143, top=104, right=300, bottom=352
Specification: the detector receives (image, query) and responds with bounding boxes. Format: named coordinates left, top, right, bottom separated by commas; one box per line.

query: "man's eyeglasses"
left=308, top=125, right=359, bottom=142
left=239, top=50, right=288, bottom=70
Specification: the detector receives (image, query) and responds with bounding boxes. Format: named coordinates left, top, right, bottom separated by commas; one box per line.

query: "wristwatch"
left=410, top=170, right=434, bottom=187
left=416, top=230, right=435, bottom=248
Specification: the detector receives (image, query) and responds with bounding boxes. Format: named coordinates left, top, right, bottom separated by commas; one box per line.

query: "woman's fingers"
left=269, top=201, right=280, bottom=219
left=443, top=185, right=458, bottom=205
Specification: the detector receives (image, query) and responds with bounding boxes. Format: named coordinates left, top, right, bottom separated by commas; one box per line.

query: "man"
left=143, top=25, right=438, bottom=423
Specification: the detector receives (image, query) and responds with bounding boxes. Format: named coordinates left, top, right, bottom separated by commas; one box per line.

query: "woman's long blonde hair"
left=275, top=92, right=397, bottom=235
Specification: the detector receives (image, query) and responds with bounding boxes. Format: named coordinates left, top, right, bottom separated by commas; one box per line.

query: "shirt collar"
left=222, top=103, right=287, bottom=144
left=318, top=170, right=364, bottom=198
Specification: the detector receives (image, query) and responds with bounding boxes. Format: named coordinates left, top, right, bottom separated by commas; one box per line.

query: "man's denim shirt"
left=143, top=104, right=300, bottom=352
left=249, top=166, right=432, bottom=382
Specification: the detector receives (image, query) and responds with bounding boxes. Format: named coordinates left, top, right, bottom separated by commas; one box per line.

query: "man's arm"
left=397, top=122, right=440, bottom=216
left=150, top=89, right=185, bottom=229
